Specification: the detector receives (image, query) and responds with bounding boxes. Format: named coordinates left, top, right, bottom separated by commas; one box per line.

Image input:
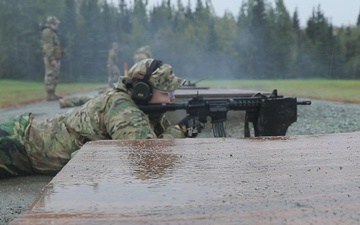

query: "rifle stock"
left=138, top=90, right=311, bottom=137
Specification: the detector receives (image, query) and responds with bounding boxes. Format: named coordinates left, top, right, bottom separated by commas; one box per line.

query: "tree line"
left=0, top=0, right=360, bottom=82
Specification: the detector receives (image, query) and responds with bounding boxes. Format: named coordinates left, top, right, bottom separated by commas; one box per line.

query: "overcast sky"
left=144, top=0, right=360, bottom=27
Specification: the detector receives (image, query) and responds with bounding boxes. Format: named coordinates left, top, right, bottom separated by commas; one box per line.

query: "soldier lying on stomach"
left=0, top=59, right=201, bottom=178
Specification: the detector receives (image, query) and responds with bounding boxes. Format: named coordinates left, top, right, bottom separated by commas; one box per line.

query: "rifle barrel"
left=297, top=100, right=312, bottom=105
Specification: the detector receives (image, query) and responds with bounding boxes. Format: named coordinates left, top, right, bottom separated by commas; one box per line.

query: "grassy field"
left=0, top=80, right=104, bottom=108
left=200, top=79, right=360, bottom=103
left=0, top=79, right=359, bottom=108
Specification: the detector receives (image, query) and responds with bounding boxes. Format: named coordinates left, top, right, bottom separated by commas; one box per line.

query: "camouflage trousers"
left=108, top=64, right=120, bottom=88
left=44, top=57, right=60, bottom=92
left=0, top=113, right=33, bottom=178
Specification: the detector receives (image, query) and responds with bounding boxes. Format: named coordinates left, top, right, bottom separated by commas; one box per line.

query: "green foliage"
left=0, top=0, right=359, bottom=81
left=2, top=79, right=359, bottom=108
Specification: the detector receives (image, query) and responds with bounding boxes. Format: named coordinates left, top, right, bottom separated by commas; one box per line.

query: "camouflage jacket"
left=41, top=26, right=61, bottom=61
left=24, top=81, right=184, bottom=174
left=107, top=48, right=118, bottom=67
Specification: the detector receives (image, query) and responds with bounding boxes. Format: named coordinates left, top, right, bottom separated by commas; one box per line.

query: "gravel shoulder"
left=1, top=92, right=360, bottom=224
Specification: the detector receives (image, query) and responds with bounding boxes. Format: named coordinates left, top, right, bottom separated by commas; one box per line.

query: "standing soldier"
left=41, top=16, right=62, bottom=101
left=133, top=45, right=153, bottom=64
left=107, top=42, right=121, bottom=88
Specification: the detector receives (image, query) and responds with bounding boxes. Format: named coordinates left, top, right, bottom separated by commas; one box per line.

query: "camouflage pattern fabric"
left=127, top=59, right=185, bottom=92
left=0, top=59, right=186, bottom=177
left=107, top=48, right=121, bottom=87
left=0, top=113, right=33, bottom=177
left=43, top=57, right=60, bottom=92
left=0, top=81, right=184, bottom=177
left=41, top=26, right=61, bottom=92
left=133, top=45, right=153, bottom=63
left=60, top=95, right=94, bottom=108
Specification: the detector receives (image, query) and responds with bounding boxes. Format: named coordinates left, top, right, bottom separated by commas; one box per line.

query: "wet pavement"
left=10, top=133, right=360, bottom=224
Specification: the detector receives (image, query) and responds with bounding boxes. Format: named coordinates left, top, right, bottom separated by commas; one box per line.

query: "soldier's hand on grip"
left=178, top=115, right=203, bottom=138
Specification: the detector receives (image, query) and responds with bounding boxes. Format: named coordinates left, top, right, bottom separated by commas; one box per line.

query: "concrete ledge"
left=11, top=132, right=360, bottom=224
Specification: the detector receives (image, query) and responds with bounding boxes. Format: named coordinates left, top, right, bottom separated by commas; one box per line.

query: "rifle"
left=183, top=79, right=204, bottom=87
left=138, top=90, right=311, bottom=137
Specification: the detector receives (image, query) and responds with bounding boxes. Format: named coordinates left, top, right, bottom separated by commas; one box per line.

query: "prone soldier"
left=0, top=59, right=202, bottom=178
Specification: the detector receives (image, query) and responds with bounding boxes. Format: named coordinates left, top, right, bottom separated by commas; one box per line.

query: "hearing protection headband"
left=131, top=59, right=163, bottom=103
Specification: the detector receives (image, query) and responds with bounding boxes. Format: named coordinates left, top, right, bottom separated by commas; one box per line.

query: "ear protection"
left=131, top=59, right=163, bottom=103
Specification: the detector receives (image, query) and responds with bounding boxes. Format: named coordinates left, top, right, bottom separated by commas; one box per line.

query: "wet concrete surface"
left=10, top=134, right=360, bottom=224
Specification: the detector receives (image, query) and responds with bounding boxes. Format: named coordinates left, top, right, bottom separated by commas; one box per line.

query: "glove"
left=178, top=115, right=203, bottom=138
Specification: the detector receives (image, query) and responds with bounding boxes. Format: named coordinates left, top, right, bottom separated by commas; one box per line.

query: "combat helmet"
left=128, top=58, right=185, bottom=92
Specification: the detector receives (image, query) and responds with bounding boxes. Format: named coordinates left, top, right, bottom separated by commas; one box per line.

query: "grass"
left=0, top=79, right=359, bottom=108
left=199, top=79, right=360, bottom=103
left=0, top=80, right=104, bottom=108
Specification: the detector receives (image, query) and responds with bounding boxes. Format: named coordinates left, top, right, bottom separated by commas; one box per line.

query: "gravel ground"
left=198, top=99, right=360, bottom=138
left=1, top=96, right=360, bottom=224
left=288, top=99, right=360, bottom=135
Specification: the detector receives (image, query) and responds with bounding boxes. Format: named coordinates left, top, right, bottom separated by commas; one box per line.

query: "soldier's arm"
left=157, top=116, right=185, bottom=139
left=104, top=98, right=158, bottom=139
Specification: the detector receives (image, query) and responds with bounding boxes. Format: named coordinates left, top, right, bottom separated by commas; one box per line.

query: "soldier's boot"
left=47, top=90, right=62, bottom=101
left=58, top=98, right=68, bottom=108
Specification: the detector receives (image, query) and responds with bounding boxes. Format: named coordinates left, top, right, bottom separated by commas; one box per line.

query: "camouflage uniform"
left=59, top=95, right=95, bottom=108
left=0, top=59, right=185, bottom=177
left=107, top=43, right=121, bottom=87
left=41, top=16, right=62, bottom=100
left=133, top=45, right=153, bottom=63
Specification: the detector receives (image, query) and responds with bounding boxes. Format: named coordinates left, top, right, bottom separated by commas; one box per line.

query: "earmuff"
left=131, top=59, right=163, bottom=103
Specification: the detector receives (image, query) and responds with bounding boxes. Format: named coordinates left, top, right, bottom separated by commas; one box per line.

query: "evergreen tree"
left=248, top=0, right=270, bottom=78
left=305, top=5, right=341, bottom=78
left=61, top=0, right=78, bottom=80
left=267, top=0, right=296, bottom=78
left=292, top=8, right=300, bottom=31
left=0, top=0, right=359, bottom=81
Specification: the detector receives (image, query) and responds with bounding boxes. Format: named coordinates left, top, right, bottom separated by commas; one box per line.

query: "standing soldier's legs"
left=44, top=57, right=61, bottom=101
left=0, top=113, right=33, bottom=178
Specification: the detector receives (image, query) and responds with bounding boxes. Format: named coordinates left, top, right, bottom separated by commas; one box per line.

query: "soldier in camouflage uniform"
left=133, top=45, right=153, bottom=63
left=107, top=42, right=121, bottom=87
left=0, top=59, right=201, bottom=178
left=41, top=16, right=62, bottom=101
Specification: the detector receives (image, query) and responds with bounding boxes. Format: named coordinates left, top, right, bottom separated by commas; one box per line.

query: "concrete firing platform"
left=11, top=132, right=360, bottom=224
